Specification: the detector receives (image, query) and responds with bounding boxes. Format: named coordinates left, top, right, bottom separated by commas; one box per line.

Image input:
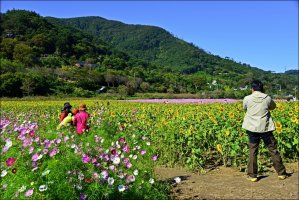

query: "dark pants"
left=247, top=131, right=286, bottom=178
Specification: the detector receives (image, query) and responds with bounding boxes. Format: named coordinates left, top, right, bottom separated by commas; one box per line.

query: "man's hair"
left=251, top=80, right=264, bottom=92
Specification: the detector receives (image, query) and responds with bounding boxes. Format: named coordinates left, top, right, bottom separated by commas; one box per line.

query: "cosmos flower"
left=25, top=189, right=34, bottom=197
left=125, top=175, right=135, bottom=183
left=122, top=144, right=130, bottom=153
left=151, top=155, right=157, bottom=161
left=118, top=184, right=126, bottom=192
left=1, top=170, right=7, bottom=177
left=39, top=185, right=48, bottom=192
left=82, top=155, right=91, bottom=163
left=140, top=150, right=146, bottom=155
left=6, top=157, right=16, bottom=167
left=107, top=177, right=114, bottom=186
left=32, top=153, right=39, bottom=162
left=149, top=178, right=155, bottom=184
left=112, top=156, right=120, bottom=165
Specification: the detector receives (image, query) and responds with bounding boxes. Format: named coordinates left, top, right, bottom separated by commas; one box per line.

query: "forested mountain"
left=0, top=10, right=298, bottom=98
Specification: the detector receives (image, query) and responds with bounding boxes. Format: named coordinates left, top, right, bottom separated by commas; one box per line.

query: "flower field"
left=1, top=100, right=298, bottom=199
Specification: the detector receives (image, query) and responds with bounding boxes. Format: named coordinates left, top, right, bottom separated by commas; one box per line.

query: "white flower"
left=112, top=156, right=120, bottom=165
left=111, top=142, right=114, bottom=146
left=133, top=155, right=138, bottom=160
left=78, top=173, right=84, bottom=181
left=133, top=170, right=139, bottom=176
left=149, top=178, right=154, bottom=184
left=174, top=177, right=181, bottom=183
left=1, top=170, right=7, bottom=177
left=107, top=177, right=114, bottom=185
left=146, top=142, right=151, bottom=146
left=38, top=154, right=43, bottom=160
left=32, top=167, right=38, bottom=172
left=30, top=182, right=34, bottom=186
left=42, top=170, right=50, bottom=176
left=100, top=139, right=105, bottom=143
left=2, top=183, right=7, bottom=190
left=118, top=184, right=125, bottom=192
left=129, top=154, right=133, bottom=158
left=71, top=144, right=76, bottom=148
left=5, top=140, right=12, bottom=148
left=120, top=154, right=124, bottom=159
left=76, top=184, right=82, bottom=190
left=39, top=184, right=48, bottom=192
left=18, top=185, right=26, bottom=193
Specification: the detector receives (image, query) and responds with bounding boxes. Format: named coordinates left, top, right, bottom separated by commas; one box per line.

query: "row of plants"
left=1, top=100, right=298, bottom=199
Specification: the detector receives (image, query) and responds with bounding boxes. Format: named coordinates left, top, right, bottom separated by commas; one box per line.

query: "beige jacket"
left=242, top=91, right=276, bottom=132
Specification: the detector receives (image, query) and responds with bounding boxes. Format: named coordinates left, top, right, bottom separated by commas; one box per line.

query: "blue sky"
left=1, top=1, right=298, bottom=73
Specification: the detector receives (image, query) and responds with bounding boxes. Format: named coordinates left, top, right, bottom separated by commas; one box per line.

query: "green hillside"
left=0, top=10, right=298, bottom=98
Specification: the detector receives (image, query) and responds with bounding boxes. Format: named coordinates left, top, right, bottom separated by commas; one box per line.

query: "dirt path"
left=155, top=163, right=298, bottom=200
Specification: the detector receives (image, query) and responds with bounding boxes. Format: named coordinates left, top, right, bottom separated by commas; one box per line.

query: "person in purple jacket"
left=73, top=103, right=89, bottom=134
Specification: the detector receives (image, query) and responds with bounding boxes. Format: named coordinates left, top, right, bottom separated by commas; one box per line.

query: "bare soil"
left=155, top=163, right=298, bottom=200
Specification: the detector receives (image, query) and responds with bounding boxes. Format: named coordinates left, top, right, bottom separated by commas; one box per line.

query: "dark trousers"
left=247, top=131, right=286, bottom=178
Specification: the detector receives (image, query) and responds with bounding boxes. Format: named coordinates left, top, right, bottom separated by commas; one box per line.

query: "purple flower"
left=119, top=138, right=125, bottom=143
left=29, top=146, right=34, bottom=154
left=55, top=138, right=61, bottom=144
left=34, top=137, right=39, bottom=142
left=111, top=149, right=117, bottom=155
left=49, top=148, right=57, bottom=157
left=32, top=153, right=39, bottom=162
left=125, top=175, right=135, bottom=183
left=140, top=150, right=146, bottom=155
left=20, top=128, right=27, bottom=135
left=23, top=138, right=32, bottom=147
left=82, top=155, right=91, bottom=163
left=80, top=193, right=87, bottom=200
left=91, top=158, right=97, bottom=164
left=123, top=158, right=129, bottom=164
left=126, top=162, right=132, bottom=168
left=29, top=130, right=35, bottom=137
left=152, top=155, right=157, bottom=161
left=64, top=136, right=69, bottom=143
left=100, top=170, right=108, bottom=179
left=6, top=157, right=16, bottom=167
left=122, top=144, right=130, bottom=153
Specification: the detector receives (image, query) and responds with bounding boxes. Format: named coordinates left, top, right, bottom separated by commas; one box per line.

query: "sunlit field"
left=1, top=100, right=298, bottom=199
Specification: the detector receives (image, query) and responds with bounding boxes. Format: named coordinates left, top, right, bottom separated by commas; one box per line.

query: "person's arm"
left=60, top=112, right=66, bottom=122
left=243, top=97, right=248, bottom=111
left=268, top=96, right=276, bottom=110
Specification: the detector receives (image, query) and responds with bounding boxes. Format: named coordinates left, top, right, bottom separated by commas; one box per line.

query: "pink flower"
left=111, top=149, right=117, bottom=155
left=126, top=162, right=132, bottom=168
left=25, top=189, right=33, bottom=197
left=119, top=138, right=125, bottom=143
left=32, top=153, right=39, bottom=162
left=23, top=138, right=32, bottom=147
left=122, top=145, right=130, bottom=153
left=29, top=146, right=34, bottom=154
left=49, top=148, right=57, bottom=157
left=140, top=150, right=146, bottom=155
left=34, top=137, right=39, bottom=142
left=152, top=155, right=157, bottom=161
left=82, top=155, right=91, bottom=163
left=125, top=175, right=135, bottom=183
left=29, top=130, right=35, bottom=137
left=6, top=157, right=16, bottom=167
left=64, top=136, right=69, bottom=143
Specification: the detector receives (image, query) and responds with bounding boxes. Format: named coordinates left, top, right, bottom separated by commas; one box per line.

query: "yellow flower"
left=110, top=112, right=116, bottom=117
left=229, top=112, right=234, bottom=118
left=276, top=127, right=282, bottom=133
left=216, top=144, right=222, bottom=153
left=224, top=130, right=230, bottom=136
left=275, top=121, right=282, bottom=128
left=288, top=111, right=293, bottom=116
left=291, top=116, right=297, bottom=123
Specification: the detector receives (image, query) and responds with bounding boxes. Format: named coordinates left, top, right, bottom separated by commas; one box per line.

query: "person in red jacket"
left=73, top=103, right=89, bottom=134
left=60, top=102, right=73, bottom=123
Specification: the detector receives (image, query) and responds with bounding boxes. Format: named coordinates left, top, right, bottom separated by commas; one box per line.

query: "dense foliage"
left=0, top=10, right=298, bottom=98
left=1, top=100, right=298, bottom=199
